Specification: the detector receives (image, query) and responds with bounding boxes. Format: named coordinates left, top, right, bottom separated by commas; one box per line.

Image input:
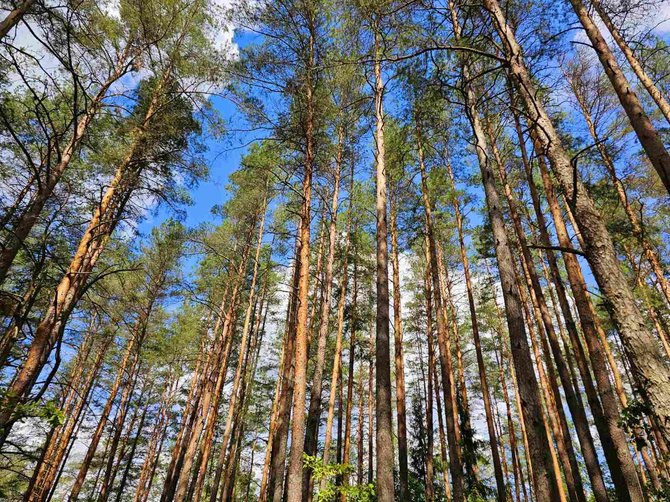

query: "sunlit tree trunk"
left=536, top=154, right=645, bottom=501
left=417, top=122, right=464, bottom=501
left=423, top=239, right=436, bottom=502
left=172, top=237, right=251, bottom=502
left=302, top=125, right=344, bottom=501
left=204, top=191, right=269, bottom=502
left=67, top=326, right=145, bottom=502
left=341, top=232, right=359, bottom=498
left=432, top=360, right=452, bottom=500
left=482, top=0, right=670, bottom=439
left=487, top=119, right=601, bottom=502
left=371, top=17, right=394, bottom=502
left=0, top=69, right=171, bottom=435
left=268, top=238, right=301, bottom=502
left=0, top=0, right=35, bottom=38
left=445, top=160, right=506, bottom=500
left=95, top=365, right=146, bottom=502
left=0, top=47, right=134, bottom=286
left=447, top=4, right=559, bottom=497
left=389, top=181, right=408, bottom=500
left=28, top=336, right=111, bottom=502
left=133, top=371, right=180, bottom=502
left=285, top=6, right=317, bottom=495
left=319, top=213, right=352, bottom=486
left=589, top=0, right=670, bottom=124
left=568, top=0, right=670, bottom=193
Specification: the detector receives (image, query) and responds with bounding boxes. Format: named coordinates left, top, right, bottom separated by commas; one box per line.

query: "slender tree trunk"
left=356, top=349, right=366, bottom=487
left=487, top=119, right=602, bottom=502
left=269, top=238, right=301, bottom=502
left=445, top=160, right=506, bottom=501
left=589, top=0, right=670, bottom=123
left=341, top=234, right=359, bottom=498
left=569, top=0, right=670, bottom=192
left=161, top=313, right=220, bottom=502
left=516, top=108, right=636, bottom=501
left=204, top=193, right=268, bottom=502
left=367, top=313, right=374, bottom=485
left=27, top=337, right=111, bottom=502
left=259, top=327, right=289, bottom=502
left=285, top=9, right=317, bottom=497
left=133, top=372, right=180, bottom=502
left=566, top=74, right=670, bottom=307
left=67, top=328, right=143, bottom=502
left=372, top=19, right=395, bottom=502
left=494, top=345, right=524, bottom=502
left=537, top=155, right=645, bottom=501
left=0, top=48, right=133, bottom=285
left=520, top=143, right=630, bottom=502
left=447, top=4, right=559, bottom=497
left=172, top=237, right=251, bottom=502
left=483, top=0, right=670, bottom=438
left=95, top=363, right=145, bottom=502
left=319, top=217, right=352, bottom=486
left=389, top=184, right=408, bottom=500
left=0, top=73, right=168, bottom=435
left=433, top=360, right=452, bottom=500
left=220, top=291, right=268, bottom=502
left=114, top=398, right=149, bottom=502
left=416, top=124, right=464, bottom=500
left=515, top=264, right=572, bottom=502
left=302, top=125, right=344, bottom=501
left=423, top=240, right=436, bottom=502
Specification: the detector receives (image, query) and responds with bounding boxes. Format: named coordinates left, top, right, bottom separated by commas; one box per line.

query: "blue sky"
left=140, top=30, right=263, bottom=234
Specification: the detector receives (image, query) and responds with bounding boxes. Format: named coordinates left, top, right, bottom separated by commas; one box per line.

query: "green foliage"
left=619, top=398, right=653, bottom=450
left=0, top=399, right=66, bottom=428
left=303, top=455, right=376, bottom=502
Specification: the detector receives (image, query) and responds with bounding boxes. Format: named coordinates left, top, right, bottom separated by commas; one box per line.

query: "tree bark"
left=483, top=0, right=670, bottom=443
left=423, top=239, right=436, bottom=502
left=0, top=0, right=35, bottom=38
left=589, top=0, right=670, bottom=124
left=319, top=214, right=353, bottom=486
left=416, top=123, right=465, bottom=501
left=302, top=125, right=344, bottom=501
left=447, top=3, right=559, bottom=497
left=0, top=47, right=134, bottom=285
left=569, top=0, right=670, bottom=193
left=445, top=160, right=506, bottom=501
left=372, top=19, right=394, bottom=502
left=67, top=327, right=144, bottom=502
left=537, top=154, right=645, bottom=501
left=204, top=192, right=268, bottom=502
left=389, top=182, right=408, bottom=500
left=0, top=70, right=169, bottom=435
left=487, top=118, right=602, bottom=502
left=268, top=238, right=301, bottom=502
left=566, top=72, right=670, bottom=307
left=285, top=8, right=317, bottom=498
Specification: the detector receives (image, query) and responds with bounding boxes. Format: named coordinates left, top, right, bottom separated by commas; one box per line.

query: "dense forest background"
left=1, top=0, right=670, bottom=501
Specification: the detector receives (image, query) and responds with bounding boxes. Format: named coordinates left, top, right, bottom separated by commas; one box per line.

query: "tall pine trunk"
left=417, top=122, right=465, bottom=501
left=372, top=19, right=394, bottom=502
left=302, top=125, right=344, bottom=500
left=568, top=0, right=670, bottom=193
left=588, top=0, right=670, bottom=124
left=389, top=183, right=408, bottom=499
left=445, top=160, right=506, bottom=501
left=482, top=0, right=670, bottom=438
left=0, top=48, right=134, bottom=285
